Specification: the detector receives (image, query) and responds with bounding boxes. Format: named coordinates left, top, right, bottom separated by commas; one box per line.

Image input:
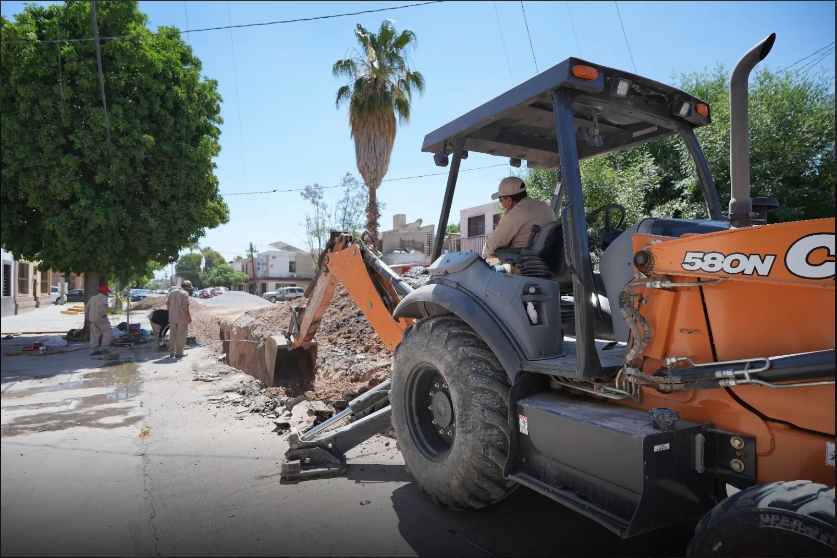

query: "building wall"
left=1, top=250, right=14, bottom=318
left=459, top=203, right=501, bottom=238
left=13, top=260, right=51, bottom=315
left=380, top=214, right=435, bottom=267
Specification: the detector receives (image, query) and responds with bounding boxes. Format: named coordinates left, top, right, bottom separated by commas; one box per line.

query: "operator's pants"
left=151, top=322, right=170, bottom=343
left=90, top=320, right=112, bottom=355
left=170, top=322, right=188, bottom=357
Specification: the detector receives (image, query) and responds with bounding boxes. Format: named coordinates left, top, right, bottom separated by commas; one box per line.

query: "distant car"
left=262, top=286, right=305, bottom=303
left=55, top=289, right=85, bottom=304
left=190, top=290, right=201, bottom=298
left=200, top=289, right=213, bottom=299
left=214, top=286, right=229, bottom=293
left=50, top=285, right=60, bottom=304
left=211, top=288, right=224, bottom=296
left=130, top=289, right=150, bottom=302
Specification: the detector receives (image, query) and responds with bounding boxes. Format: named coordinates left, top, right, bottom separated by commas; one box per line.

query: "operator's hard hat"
left=491, top=177, right=526, bottom=200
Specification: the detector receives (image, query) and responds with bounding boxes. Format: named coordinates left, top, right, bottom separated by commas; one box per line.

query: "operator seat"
left=494, top=221, right=570, bottom=283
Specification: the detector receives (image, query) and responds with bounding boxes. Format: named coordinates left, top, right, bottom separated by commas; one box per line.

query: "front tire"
left=688, top=480, right=835, bottom=557
left=391, top=315, right=516, bottom=510
left=269, top=296, right=277, bottom=303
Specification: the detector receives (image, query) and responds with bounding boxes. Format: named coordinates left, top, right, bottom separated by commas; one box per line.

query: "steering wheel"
left=585, top=203, right=627, bottom=249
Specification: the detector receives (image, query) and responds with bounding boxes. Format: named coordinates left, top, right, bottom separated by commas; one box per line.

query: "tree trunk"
left=366, top=187, right=381, bottom=251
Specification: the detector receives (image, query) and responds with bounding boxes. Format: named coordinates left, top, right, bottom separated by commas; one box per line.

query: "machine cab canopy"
left=421, top=57, right=712, bottom=169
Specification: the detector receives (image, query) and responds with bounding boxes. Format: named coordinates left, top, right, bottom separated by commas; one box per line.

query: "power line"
left=1, top=1, right=445, bottom=45
left=614, top=1, right=637, bottom=73
left=565, top=1, right=582, bottom=57
left=221, top=164, right=508, bottom=196
left=520, top=1, right=539, bottom=74
left=492, top=2, right=515, bottom=86
left=778, top=41, right=835, bottom=73
left=227, top=1, right=249, bottom=191
left=798, top=46, right=835, bottom=77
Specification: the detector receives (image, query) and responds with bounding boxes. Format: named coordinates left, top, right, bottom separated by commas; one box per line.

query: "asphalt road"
left=1, top=312, right=696, bottom=557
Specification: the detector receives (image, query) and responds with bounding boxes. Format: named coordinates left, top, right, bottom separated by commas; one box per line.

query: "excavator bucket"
left=265, top=335, right=317, bottom=386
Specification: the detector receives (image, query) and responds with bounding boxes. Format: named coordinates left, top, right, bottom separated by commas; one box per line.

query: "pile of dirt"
left=401, top=266, right=432, bottom=290
left=218, top=283, right=401, bottom=415
left=131, top=296, right=167, bottom=311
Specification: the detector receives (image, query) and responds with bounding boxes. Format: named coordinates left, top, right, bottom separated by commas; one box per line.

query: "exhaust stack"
left=728, top=33, right=776, bottom=227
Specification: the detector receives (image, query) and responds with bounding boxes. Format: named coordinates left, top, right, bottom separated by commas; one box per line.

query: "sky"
left=1, top=1, right=835, bottom=278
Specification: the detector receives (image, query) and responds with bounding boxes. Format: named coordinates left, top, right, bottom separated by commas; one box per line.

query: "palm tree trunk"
left=366, top=187, right=380, bottom=251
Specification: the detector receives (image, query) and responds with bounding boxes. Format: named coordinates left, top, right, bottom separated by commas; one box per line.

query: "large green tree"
left=523, top=64, right=835, bottom=226
left=205, top=263, right=248, bottom=289
left=1, top=1, right=228, bottom=319
left=175, top=253, right=203, bottom=289
left=333, top=20, right=425, bottom=247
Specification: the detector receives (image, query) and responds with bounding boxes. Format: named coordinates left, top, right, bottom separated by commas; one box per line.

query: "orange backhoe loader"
left=271, top=34, right=834, bottom=555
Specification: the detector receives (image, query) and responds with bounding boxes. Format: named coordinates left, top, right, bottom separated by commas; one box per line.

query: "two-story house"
left=248, top=243, right=315, bottom=296
left=459, top=202, right=502, bottom=256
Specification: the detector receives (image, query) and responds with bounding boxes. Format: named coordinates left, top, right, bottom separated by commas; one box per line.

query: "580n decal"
left=681, top=233, right=835, bottom=279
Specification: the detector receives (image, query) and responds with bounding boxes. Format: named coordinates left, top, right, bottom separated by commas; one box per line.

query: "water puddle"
left=1, top=362, right=143, bottom=437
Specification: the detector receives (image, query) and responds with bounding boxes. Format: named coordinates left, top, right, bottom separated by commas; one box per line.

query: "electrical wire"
left=797, top=47, right=835, bottom=77
left=1, top=1, right=445, bottom=45
left=227, top=1, right=249, bottom=191
left=778, top=41, right=835, bottom=73
left=221, top=164, right=508, bottom=196
left=492, top=1, right=515, bottom=86
left=614, top=1, right=637, bottom=73
left=520, top=1, right=539, bottom=73
left=565, top=1, right=582, bottom=57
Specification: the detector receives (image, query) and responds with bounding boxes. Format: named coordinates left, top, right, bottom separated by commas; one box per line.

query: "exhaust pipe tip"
left=758, top=33, right=776, bottom=61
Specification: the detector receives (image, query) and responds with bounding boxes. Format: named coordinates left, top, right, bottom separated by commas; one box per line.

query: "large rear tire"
left=391, top=315, right=517, bottom=510
left=687, top=480, right=835, bottom=557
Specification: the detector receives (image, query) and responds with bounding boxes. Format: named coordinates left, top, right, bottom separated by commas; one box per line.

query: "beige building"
left=13, top=259, right=52, bottom=315
left=380, top=214, right=435, bottom=273
left=244, top=243, right=315, bottom=296
left=459, top=202, right=502, bottom=256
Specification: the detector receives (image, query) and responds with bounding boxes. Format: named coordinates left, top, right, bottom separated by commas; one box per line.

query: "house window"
left=40, top=271, right=49, bottom=294
left=467, top=215, right=485, bottom=237
left=18, top=263, right=29, bottom=295
left=288, top=261, right=296, bottom=273
left=275, top=283, right=281, bottom=290
left=493, top=214, right=501, bottom=231
left=3, top=264, right=11, bottom=297
left=272, top=256, right=276, bottom=260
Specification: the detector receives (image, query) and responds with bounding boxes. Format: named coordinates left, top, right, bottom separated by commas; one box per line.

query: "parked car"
left=190, top=289, right=201, bottom=298
left=129, top=289, right=149, bottom=302
left=55, top=289, right=85, bottom=304
left=50, top=285, right=60, bottom=304
left=262, top=286, right=305, bottom=303
left=200, top=289, right=213, bottom=299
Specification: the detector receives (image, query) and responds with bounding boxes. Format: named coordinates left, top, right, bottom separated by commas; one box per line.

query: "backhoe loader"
left=272, top=34, right=835, bottom=555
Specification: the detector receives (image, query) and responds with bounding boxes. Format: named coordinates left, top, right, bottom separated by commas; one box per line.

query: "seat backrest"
left=528, top=220, right=568, bottom=278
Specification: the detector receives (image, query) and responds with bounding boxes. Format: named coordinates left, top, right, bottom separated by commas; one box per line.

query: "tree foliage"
left=1, top=1, right=229, bottom=284
left=204, top=263, right=247, bottom=288
left=522, top=65, right=835, bottom=226
left=200, top=247, right=225, bottom=274
left=333, top=20, right=425, bottom=244
left=176, top=253, right=202, bottom=288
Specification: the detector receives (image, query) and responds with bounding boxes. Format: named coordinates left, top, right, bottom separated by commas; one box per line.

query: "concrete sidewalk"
left=1, top=303, right=152, bottom=335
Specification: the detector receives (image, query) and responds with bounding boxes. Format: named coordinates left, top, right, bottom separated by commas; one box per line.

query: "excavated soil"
left=130, top=296, right=224, bottom=345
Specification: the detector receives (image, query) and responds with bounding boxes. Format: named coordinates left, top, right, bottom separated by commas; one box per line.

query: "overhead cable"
left=492, top=2, right=515, bottom=86
left=614, top=1, right=637, bottom=73
left=227, top=1, right=249, bottom=191
left=778, top=41, right=835, bottom=73
left=221, top=164, right=509, bottom=196
left=565, top=1, right=582, bottom=57
left=520, top=1, right=539, bottom=73
left=1, top=1, right=445, bottom=45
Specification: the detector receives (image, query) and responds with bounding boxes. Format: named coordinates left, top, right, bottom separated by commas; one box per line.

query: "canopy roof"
left=421, top=57, right=711, bottom=169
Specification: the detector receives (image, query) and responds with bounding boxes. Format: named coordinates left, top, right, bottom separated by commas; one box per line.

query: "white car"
left=50, top=285, right=60, bottom=304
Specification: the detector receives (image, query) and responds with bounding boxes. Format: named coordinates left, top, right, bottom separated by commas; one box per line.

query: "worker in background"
left=85, top=286, right=113, bottom=356
left=483, top=177, right=555, bottom=274
left=166, top=281, right=193, bottom=358
left=149, top=309, right=170, bottom=351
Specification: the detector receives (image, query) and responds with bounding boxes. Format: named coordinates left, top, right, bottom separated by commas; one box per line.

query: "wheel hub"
left=431, top=391, right=453, bottom=427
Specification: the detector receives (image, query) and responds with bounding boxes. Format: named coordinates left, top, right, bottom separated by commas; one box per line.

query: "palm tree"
left=333, top=20, right=425, bottom=247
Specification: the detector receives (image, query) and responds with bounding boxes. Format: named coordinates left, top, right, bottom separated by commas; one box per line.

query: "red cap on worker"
left=99, top=286, right=112, bottom=294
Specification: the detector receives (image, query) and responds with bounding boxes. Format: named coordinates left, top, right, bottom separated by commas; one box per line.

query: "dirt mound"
left=219, top=284, right=396, bottom=410
left=131, top=296, right=167, bottom=311
left=401, top=266, right=432, bottom=289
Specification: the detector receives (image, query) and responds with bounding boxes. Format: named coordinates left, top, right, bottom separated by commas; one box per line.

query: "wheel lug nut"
left=439, top=429, right=445, bottom=435
left=447, top=430, right=452, bottom=436
left=429, top=391, right=434, bottom=396
left=442, top=383, right=447, bottom=389
left=432, top=419, right=437, bottom=424
left=434, top=382, right=440, bottom=388
left=428, top=406, right=433, bottom=410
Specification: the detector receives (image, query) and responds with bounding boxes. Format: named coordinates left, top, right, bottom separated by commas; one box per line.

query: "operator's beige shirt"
left=483, top=197, right=556, bottom=259
left=85, top=293, right=111, bottom=324
left=167, top=289, right=191, bottom=325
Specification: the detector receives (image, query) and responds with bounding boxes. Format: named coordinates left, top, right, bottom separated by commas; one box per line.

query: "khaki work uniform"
left=167, top=289, right=191, bottom=357
left=483, top=197, right=555, bottom=274
left=85, top=293, right=112, bottom=355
